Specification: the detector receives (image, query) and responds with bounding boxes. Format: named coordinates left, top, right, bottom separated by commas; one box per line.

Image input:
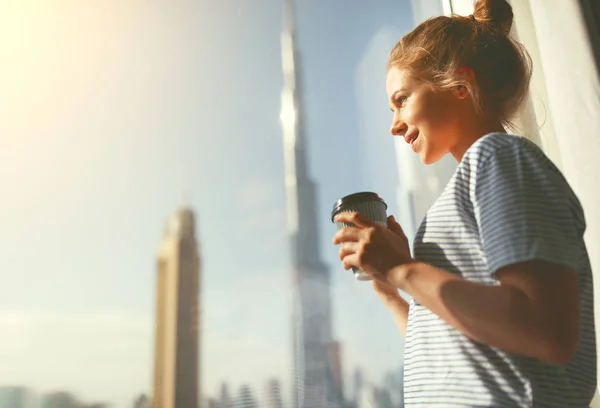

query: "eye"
left=395, top=95, right=407, bottom=106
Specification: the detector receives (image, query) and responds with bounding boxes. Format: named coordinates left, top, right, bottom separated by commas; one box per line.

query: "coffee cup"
left=331, top=192, right=388, bottom=281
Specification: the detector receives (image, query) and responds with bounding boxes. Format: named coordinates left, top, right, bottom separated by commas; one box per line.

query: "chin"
left=418, top=152, right=436, bottom=165
left=418, top=150, right=443, bottom=165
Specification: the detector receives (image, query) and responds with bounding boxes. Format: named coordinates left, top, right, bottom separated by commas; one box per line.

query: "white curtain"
left=522, top=1, right=600, bottom=401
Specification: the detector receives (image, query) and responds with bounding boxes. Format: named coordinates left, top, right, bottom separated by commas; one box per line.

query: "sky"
left=0, top=1, right=437, bottom=407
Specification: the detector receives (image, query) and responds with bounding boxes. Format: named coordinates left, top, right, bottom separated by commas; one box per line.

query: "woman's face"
left=386, top=67, right=465, bottom=164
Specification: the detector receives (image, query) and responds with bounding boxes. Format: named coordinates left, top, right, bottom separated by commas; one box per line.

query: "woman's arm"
left=381, top=295, right=410, bottom=338
left=333, top=212, right=581, bottom=364
left=391, top=259, right=580, bottom=365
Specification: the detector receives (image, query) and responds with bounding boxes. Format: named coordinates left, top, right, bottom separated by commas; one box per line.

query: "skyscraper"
left=218, top=383, right=233, bottom=408
left=279, top=1, right=343, bottom=407
left=352, top=368, right=365, bottom=406
left=265, top=379, right=284, bottom=408
left=133, top=394, right=151, bottom=408
left=152, top=206, right=201, bottom=408
left=41, top=392, right=79, bottom=408
left=235, top=386, right=257, bottom=408
left=0, top=387, right=39, bottom=408
left=356, top=385, right=394, bottom=408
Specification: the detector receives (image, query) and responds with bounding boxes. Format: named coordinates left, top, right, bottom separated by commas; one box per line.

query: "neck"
left=450, top=116, right=505, bottom=162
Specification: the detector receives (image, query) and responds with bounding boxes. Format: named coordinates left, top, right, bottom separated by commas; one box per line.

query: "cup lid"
left=331, top=192, right=387, bottom=222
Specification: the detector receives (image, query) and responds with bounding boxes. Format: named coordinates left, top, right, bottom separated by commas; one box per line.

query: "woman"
left=332, top=0, right=597, bottom=406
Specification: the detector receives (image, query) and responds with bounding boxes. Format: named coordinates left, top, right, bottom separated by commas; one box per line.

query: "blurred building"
left=356, top=385, right=394, bottom=408
left=218, top=383, right=233, bottom=408
left=133, top=394, right=150, bottom=408
left=264, top=379, right=284, bottom=408
left=235, top=386, right=257, bottom=408
left=382, top=367, right=404, bottom=408
left=152, top=206, right=201, bottom=408
left=279, top=1, right=344, bottom=408
left=326, top=341, right=344, bottom=401
left=203, top=398, right=218, bottom=408
left=41, top=392, right=80, bottom=408
left=351, top=368, right=364, bottom=407
left=0, top=387, right=39, bottom=408
left=354, top=26, right=403, bottom=233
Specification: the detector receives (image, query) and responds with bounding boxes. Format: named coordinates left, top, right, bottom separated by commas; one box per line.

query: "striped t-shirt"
left=405, top=133, right=596, bottom=407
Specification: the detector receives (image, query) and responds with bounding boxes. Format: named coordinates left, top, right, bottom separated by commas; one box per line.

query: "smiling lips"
left=405, top=131, right=419, bottom=151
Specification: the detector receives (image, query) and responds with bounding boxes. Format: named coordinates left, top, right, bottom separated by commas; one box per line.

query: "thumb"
left=387, top=215, right=404, bottom=236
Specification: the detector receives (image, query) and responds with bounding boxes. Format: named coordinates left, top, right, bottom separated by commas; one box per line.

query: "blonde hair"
left=387, top=0, right=532, bottom=124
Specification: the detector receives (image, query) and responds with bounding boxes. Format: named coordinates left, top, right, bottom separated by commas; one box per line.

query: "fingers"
left=387, top=215, right=405, bottom=236
left=341, top=253, right=359, bottom=271
left=334, top=211, right=374, bottom=228
left=332, top=226, right=362, bottom=244
left=338, top=241, right=364, bottom=271
left=338, top=242, right=360, bottom=261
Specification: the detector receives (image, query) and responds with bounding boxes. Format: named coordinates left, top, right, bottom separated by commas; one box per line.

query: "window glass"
left=0, top=1, right=450, bottom=407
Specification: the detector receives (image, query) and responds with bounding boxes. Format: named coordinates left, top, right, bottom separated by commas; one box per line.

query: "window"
left=0, top=1, right=451, bottom=408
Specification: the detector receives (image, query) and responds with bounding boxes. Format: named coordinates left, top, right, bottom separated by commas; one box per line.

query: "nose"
left=390, top=113, right=408, bottom=137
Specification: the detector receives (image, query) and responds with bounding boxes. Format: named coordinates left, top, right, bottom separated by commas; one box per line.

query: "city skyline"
left=1, top=1, right=421, bottom=407
left=0, top=386, right=110, bottom=408
left=0, top=365, right=404, bottom=408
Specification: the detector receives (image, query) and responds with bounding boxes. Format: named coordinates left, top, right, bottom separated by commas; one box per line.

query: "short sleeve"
left=473, top=141, right=582, bottom=275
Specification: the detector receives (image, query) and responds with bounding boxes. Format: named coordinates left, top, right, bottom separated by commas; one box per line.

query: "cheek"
left=413, top=94, right=457, bottom=142
left=420, top=94, right=453, bottom=126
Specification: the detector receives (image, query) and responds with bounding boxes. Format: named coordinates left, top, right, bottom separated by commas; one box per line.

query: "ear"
left=454, top=66, right=476, bottom=100
left=455, top=84, right=470, bottom=99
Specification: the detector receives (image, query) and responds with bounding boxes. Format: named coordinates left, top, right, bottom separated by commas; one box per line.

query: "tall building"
left=382, top=367, right=404, bottom=408
left=352, top=368, right=365, bottom=406
left=152, top=206, right=201, bottom=408
left=279, top=1, right=343, bottom=407
left=133, top=394, right=150, bottom=408
left=356, top=385, right=394, bottom=408
left=41, top=392, right=79, bottom=408
left=326, top=341, right=344, bottom=400
left=218, top=383, right=233, bottom=408
left=354, top=26, right=404, bottom=226
left=265, top=379, right=284, bottom=408
left=0, top=387, right=39, bottom=408
left=235, top=386, right=257, bottom=408
left=203, top=398, right=218, bottom=408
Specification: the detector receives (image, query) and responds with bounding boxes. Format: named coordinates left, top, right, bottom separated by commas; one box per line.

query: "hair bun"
left=473, top=0, right=514, bottom=35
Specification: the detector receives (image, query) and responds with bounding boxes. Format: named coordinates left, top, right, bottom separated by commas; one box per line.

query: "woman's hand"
left=332, top=212, right=413, bottom=285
